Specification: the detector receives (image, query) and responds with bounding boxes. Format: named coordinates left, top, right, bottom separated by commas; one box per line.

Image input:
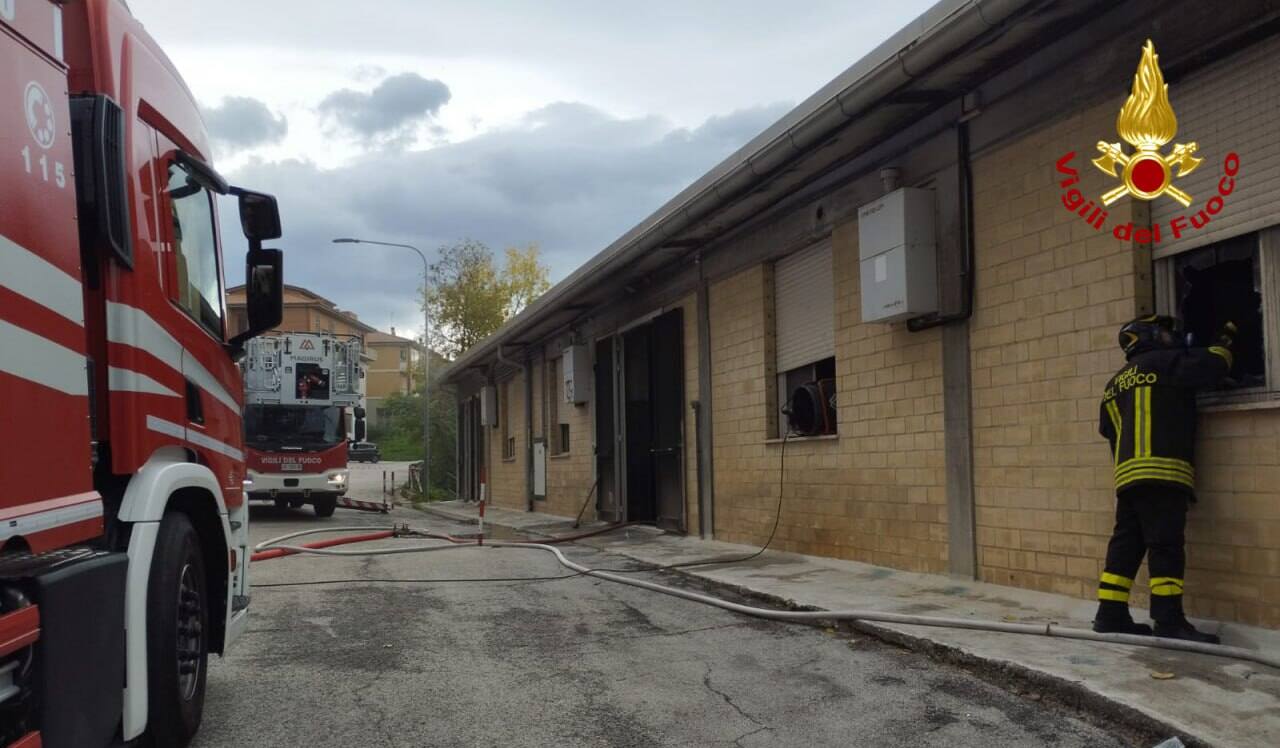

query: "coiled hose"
left=253, top=526, right=1280, bottom=671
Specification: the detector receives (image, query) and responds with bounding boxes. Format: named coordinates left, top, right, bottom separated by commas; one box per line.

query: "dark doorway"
left=594, top=337, right=621, bottom=521
left=612, top=309, right=686, bottom=530
left=623, top=323, right=655, bottom=523
left=649, top=309, right=685, bottom=531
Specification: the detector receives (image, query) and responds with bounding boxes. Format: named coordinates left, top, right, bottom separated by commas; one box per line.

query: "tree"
left=425, top=239, right=551, bottom=360
left=367, top=348, right=456, bottom=498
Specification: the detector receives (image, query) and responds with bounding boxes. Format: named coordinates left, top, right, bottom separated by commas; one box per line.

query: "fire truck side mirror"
left=234, top=189, right=282, bottom=241
left=228, top=248, right=283, bottom=354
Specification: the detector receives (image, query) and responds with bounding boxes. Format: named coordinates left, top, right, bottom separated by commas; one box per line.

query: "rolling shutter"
left=1152, top=35, right=1280, bottom=259
left=775, top=242, right=834, bottom=372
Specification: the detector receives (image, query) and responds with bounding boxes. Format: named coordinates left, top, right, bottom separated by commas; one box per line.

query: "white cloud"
left=221, top=101, right=790, bottom=336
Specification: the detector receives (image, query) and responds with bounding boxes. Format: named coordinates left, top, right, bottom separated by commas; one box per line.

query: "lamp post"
left=333, top=237, right=430, bottom=496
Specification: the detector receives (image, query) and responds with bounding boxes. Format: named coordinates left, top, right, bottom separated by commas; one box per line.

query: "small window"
left=400, top=348, right=407, bottom=362
left=1172, top=234, right=1265, bottom=390
left=547, top=356, right=569, bottom=455
left=772, top=242, right=836, bottom=437
left=501, top=379, right=514, bottom=460
left=778, top=356, right=837, bottom=436
left=167, top=161, right=223, bottom=336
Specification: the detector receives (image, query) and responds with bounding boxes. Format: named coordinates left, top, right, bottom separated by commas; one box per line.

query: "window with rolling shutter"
left=1151, top=35, right=1280, bottom=260
left=774, top=242, right=834, bottom=373
left=1148, top=37, right=1280, bottom=403
left=773, top=242, right=837, bottom=436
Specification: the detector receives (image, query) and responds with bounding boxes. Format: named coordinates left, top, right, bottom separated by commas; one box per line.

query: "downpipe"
left=250, top=525, right=1280, bottom=671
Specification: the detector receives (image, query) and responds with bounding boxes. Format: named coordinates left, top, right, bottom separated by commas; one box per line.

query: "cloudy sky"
left=129, top=0, right=936, bottom=338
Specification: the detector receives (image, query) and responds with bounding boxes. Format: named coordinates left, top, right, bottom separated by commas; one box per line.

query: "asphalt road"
left=194, top=473, right=1128, bottom=747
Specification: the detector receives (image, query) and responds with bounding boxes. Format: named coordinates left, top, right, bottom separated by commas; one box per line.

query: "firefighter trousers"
left=1097, top=485, right=1189, bottom=626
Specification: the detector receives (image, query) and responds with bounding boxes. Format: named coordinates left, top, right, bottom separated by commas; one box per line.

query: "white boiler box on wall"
left=857, top=187, right=938, bottom=323
left=480, top=385, right=498, bottom=426
left=562, top=344, right=591, bottom=405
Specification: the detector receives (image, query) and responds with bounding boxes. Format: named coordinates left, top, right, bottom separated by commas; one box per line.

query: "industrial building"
left=441, top=0, right=1280, bottom=628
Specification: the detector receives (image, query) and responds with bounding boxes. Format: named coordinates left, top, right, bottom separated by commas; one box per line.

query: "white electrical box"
left=857, top=187, right=938, bottom=323
left=562, top=344, right=591, bottom=405
left=532, top=440, right=547, bottom=497
left=479, top=385, right=497, bottom=426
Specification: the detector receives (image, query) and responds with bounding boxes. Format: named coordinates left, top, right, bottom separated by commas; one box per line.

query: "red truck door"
left=0, top=0, right=103, bottom=551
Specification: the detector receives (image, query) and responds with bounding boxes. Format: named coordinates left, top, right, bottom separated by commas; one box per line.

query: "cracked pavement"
left=193, top=488, right=1129, bottom=747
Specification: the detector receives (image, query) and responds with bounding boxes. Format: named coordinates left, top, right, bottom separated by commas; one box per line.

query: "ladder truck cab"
left=1, top=2, right=285, bottom=746
left=242, top=333, right=366, bottom=518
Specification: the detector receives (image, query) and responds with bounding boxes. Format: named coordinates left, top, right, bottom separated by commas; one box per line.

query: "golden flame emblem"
left=1092, top=40, right=1202, bottom=207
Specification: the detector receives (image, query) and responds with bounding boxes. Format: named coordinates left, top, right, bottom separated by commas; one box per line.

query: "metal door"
left=594, top=337, right=621, bottom=521
left=650, top=309, right=685, bottom=531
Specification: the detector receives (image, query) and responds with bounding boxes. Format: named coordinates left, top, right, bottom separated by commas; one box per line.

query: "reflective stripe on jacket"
left=1098, top=345, right=1231, bottom=497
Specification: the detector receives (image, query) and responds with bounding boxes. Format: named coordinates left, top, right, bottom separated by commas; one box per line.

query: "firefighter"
left=1093, top=314, right=1235, bottom=644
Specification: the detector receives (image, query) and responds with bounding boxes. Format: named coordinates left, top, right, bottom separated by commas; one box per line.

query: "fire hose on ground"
left=250, top=525, right=1280, bottom=671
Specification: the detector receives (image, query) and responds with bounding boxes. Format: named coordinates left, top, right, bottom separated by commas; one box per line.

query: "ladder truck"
left=2, top=1, right=285, bottom=746
left=242, top=333, right=366, bottom=517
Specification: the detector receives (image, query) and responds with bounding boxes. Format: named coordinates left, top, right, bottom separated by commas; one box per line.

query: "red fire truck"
left=2, top=1, right=284, bottom=746
left=242, top=333, right=365, bottom=517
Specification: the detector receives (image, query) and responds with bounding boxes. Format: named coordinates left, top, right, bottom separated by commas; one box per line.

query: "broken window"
left=1173, top=233, right=1265, bottom=390
left=779, top=356, right=838, bottom=436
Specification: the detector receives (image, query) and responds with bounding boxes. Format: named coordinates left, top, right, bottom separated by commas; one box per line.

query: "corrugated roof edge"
left=441, top=0, right=1031, bottom=383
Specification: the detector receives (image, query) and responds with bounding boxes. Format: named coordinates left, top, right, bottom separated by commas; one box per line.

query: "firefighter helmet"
left=1118, top=315, right=1183, bottom=359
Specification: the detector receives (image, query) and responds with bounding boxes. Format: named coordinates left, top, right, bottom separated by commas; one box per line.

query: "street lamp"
left=333, top=237, right=431, bottom=496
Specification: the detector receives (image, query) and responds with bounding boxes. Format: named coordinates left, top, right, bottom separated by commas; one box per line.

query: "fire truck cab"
left=2, top=1, right=284, bottom=746
left=242, top=333, right=365, bottom=517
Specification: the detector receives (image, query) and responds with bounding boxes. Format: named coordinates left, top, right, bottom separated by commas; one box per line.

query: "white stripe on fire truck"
left=145, top=415, right=244, bottom=462
left=0, top=492, right=102, bottom=543
left=0, top=320, right=87, bottom=396
left=0, top=232, right=85, bottom=325
left=108, top=366, right=181, bottom=398
left=105, top=301, right=241, bottom=414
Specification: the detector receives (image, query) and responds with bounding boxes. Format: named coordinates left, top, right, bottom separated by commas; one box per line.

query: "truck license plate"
left=281, top=463, right=303, bottom=472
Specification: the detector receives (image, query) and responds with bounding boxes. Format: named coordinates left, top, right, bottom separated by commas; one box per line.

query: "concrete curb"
left=416, top=502, right=1221, bottom=747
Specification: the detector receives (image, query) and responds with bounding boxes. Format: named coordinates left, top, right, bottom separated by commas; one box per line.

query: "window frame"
left=1154, top=225, right=1280, bottom=406
left=164, top=159, right=226, bottom=341
left=547, top=356, right=571, bottom=455
left=769, top=241, right=838, bottom=439
left=501, top=378, right=516, bottom=461
left=776, top=356, right=838, bottom=437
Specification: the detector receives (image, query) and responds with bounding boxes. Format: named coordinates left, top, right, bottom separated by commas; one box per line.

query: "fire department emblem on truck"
left=1091, top=40, right=1200, bottom=207
left=24, top=80, right=57, bottom=149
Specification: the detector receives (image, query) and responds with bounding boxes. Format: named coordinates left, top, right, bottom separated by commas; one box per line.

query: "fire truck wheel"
left=314, top=495, right=337, bottom=518
left=144, top=512, right=208, bottom=746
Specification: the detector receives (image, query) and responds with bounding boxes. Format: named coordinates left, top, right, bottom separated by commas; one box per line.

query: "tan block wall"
left=970, top=101, right=1143, bottom=601
left=968, top=98, right=1280, bottom=627
left=709, top=223, right=948, bottom=571
left=680, top=294, right=701, bottom=535
left=487, top=371, right=527, bottom=511
left=542, top=371, right=595, bottom=518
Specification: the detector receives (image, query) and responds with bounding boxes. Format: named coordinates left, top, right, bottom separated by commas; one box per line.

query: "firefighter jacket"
left=1098, top=345, right=1232, bottom=497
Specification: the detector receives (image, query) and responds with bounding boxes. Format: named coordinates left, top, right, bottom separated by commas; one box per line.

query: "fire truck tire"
left=143, top=512, right=209, bottom=747
left=313, top=495, right=337, bottom=518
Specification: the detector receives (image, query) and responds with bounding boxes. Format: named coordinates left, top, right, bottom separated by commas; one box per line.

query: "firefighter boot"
left=1092, top=600, right=1153, bottom=636
left=1151, top=596, right=1220, bottom=644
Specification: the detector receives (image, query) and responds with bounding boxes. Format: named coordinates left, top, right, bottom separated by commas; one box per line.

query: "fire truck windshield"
left=245, top=405, right=345, bottom=451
